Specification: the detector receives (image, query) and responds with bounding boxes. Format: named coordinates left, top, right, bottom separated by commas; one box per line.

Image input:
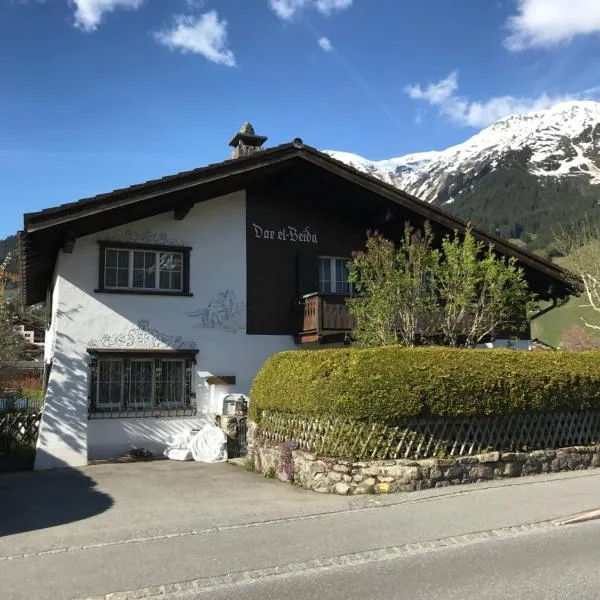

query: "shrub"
left=250, top=347, right=600, bottom=421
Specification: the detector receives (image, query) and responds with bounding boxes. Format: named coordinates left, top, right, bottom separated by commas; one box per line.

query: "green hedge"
left=250, top=347, right=600, bottom=421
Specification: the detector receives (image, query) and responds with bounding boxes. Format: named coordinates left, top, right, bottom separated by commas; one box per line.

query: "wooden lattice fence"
left=0, top=411, right=42, bottom=457
left=258, top=411, right=600, bottom=460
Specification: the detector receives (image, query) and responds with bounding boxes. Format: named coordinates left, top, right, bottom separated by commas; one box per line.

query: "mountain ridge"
left=328, top=101, right=600, bottom=252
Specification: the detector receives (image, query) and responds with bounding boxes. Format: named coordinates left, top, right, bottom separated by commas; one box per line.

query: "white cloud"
left=404, top=71, right=589, bottom=128
left=505, top=0, right=600, bottom=51
left=269, top=0, right=351, bottom=21
left=405, top=71, right=458, bottom=105
left=318, top=36, right=333, bottom=51
left=441, top=93, right=575, bottom=128
left=155, top=10, right=236, bottom=67
left=315, top=0, right=352, bottom=14
left=72, top=0, right=143, bottom=32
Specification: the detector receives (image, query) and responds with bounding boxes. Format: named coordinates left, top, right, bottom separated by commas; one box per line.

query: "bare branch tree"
left=554, top=215, right=600, bottom=330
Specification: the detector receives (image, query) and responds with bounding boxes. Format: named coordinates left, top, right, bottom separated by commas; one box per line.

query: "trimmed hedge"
left=250, top=347, right=600, bottom=421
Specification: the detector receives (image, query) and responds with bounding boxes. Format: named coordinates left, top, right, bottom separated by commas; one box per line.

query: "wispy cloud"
left=404, top=71, right=598, bottom=128
left=155, top=10, right=236, bottom=67
left=72, top=0, right=143, bottom=32
left=318, top=36, right=333, bottom=51
left=405, top=71, right=458, bottom=105
left=269, top=0, right=351, bottom=21
left=505, top=0, right=600, bottom=51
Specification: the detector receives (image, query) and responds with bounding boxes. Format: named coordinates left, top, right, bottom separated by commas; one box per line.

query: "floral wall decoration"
left=102, top=231, right=186, bottom=246
left=88, top=319, right=197, bottom=349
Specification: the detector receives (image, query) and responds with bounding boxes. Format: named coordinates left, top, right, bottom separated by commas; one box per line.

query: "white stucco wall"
left=35, top=191, right=296, bottom=469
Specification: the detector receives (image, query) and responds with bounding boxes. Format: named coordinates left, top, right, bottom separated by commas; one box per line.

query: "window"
left=98, top=242, right=191, bottom=296
left=89, top=353, right=196, bottom=417
left=318, top=257, right=352, bottom=294
left=97, top=359, right=123, bottom=408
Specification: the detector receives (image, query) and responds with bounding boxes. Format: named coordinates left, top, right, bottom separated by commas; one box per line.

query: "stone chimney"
left=228, top=122, right=268, bottom=159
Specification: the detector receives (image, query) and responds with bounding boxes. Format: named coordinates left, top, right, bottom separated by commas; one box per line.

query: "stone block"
left=529, top=450, right=547, bottom=460
left=444, top=465, right=463, bottom=479
left=385, top=465, right=421, bottom=480
left=310, top=461, right=327, bottom=475
left=521, top=461, right=542, bottom=476
left=429, top=467, right=444, bottom=481
left=468, top=465, right=493, bottom=479
left=353, top=474, right=364, bottom=483
left=414, top=479, right=435, bottom=490
left=343, top=474, right=352, bottom=483
left=567, top=454, right=583, bottom=469
left=303, top=453, right=316, bottom=461
left=395, top=483, right=416, bottom=493
left=592, top=454, right=600, bottom=468
left=364, top=477, right=377, bottom=489
left=499, top=462, right=522, bottom=477
left=314, top=486, right=330, bottom=494
left=436, top=459, right=455, bottom=467
left=403, top=466, right=422, bottom=481
left=328, top=472, right=343, bottom=482
left=334, top=482, right=350, bottom=495
left=333, top=464, right=350, bottom=473
left=478, top=451, right=500, bottom=464
left=435, top=481, right=450, bottom=488
left=363, top=467, right=381, bottom=477
left=551, top=457, right=568, bottom=471
left=500, top=452, right=516, bottom=461
left=377, top=476, right=395, bottom=484
left=456, top=456, right=479, bottom=465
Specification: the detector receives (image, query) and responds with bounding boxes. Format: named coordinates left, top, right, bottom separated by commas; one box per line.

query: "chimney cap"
left=228, top=122, right=268, bottom=149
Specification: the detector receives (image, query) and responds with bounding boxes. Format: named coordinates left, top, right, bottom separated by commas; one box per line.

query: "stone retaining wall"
left=250, top=427, right=600, bottom=495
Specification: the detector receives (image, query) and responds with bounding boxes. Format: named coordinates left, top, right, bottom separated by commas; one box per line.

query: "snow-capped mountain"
left=328, top=101, right=600, bottom=250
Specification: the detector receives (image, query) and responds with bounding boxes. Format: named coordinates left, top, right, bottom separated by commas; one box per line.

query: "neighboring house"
left=13, top=316, right=45, bottom=360
left=19, top=124, right=574, bottom=469
left=0, top=267, right=19, bottom=290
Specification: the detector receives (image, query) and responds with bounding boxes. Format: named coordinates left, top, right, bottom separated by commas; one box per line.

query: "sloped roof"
left=20, top=139, right=575, bottom=305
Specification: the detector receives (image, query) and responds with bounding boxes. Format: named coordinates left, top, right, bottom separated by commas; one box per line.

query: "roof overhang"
left=19, top=142, right=578, bottom=306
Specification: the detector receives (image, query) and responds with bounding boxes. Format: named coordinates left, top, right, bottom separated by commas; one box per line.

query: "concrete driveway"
left=0, top=460, right=349, bottom=556
left=2, top=460, right=600, bottom=599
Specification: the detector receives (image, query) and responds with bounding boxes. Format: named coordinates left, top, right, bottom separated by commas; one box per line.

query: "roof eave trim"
left=24, top=148, right=299, bottom=233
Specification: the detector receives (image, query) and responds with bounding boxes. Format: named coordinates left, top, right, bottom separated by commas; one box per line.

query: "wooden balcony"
left=296, top=293, right=355, bottom=344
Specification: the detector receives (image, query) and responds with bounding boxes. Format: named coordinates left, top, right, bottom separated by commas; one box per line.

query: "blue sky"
left=2, top=0, right=600, bottom=237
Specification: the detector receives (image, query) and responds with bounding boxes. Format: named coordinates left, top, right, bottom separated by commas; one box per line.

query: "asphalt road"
left=201, top=520, right=600, bottom=600
left=1, top=462, right=600, bottom=600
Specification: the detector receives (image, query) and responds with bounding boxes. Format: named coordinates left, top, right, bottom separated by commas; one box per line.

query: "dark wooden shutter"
left=297, top=253, right=318, bottom=297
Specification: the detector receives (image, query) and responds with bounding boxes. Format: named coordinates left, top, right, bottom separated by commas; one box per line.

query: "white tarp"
left=164, top=426, right=228, bottom=463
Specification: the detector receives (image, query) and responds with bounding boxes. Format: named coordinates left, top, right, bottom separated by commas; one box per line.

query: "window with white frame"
left=97, top=242, right=191, bottom=295
left=89, top=354, right=195, bottom=416
left=103, top=248, right=183, bottom=292
left=318, top=257, right=352, bottom=294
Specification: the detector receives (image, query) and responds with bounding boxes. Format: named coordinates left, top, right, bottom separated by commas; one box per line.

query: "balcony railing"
left=297, top=293, right=355, bottom=343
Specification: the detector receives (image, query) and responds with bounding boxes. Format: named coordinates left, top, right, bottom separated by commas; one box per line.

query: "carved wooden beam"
left=62, top=231, right=77, bottom=254
left=174, top=202, right=194, bottom=221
